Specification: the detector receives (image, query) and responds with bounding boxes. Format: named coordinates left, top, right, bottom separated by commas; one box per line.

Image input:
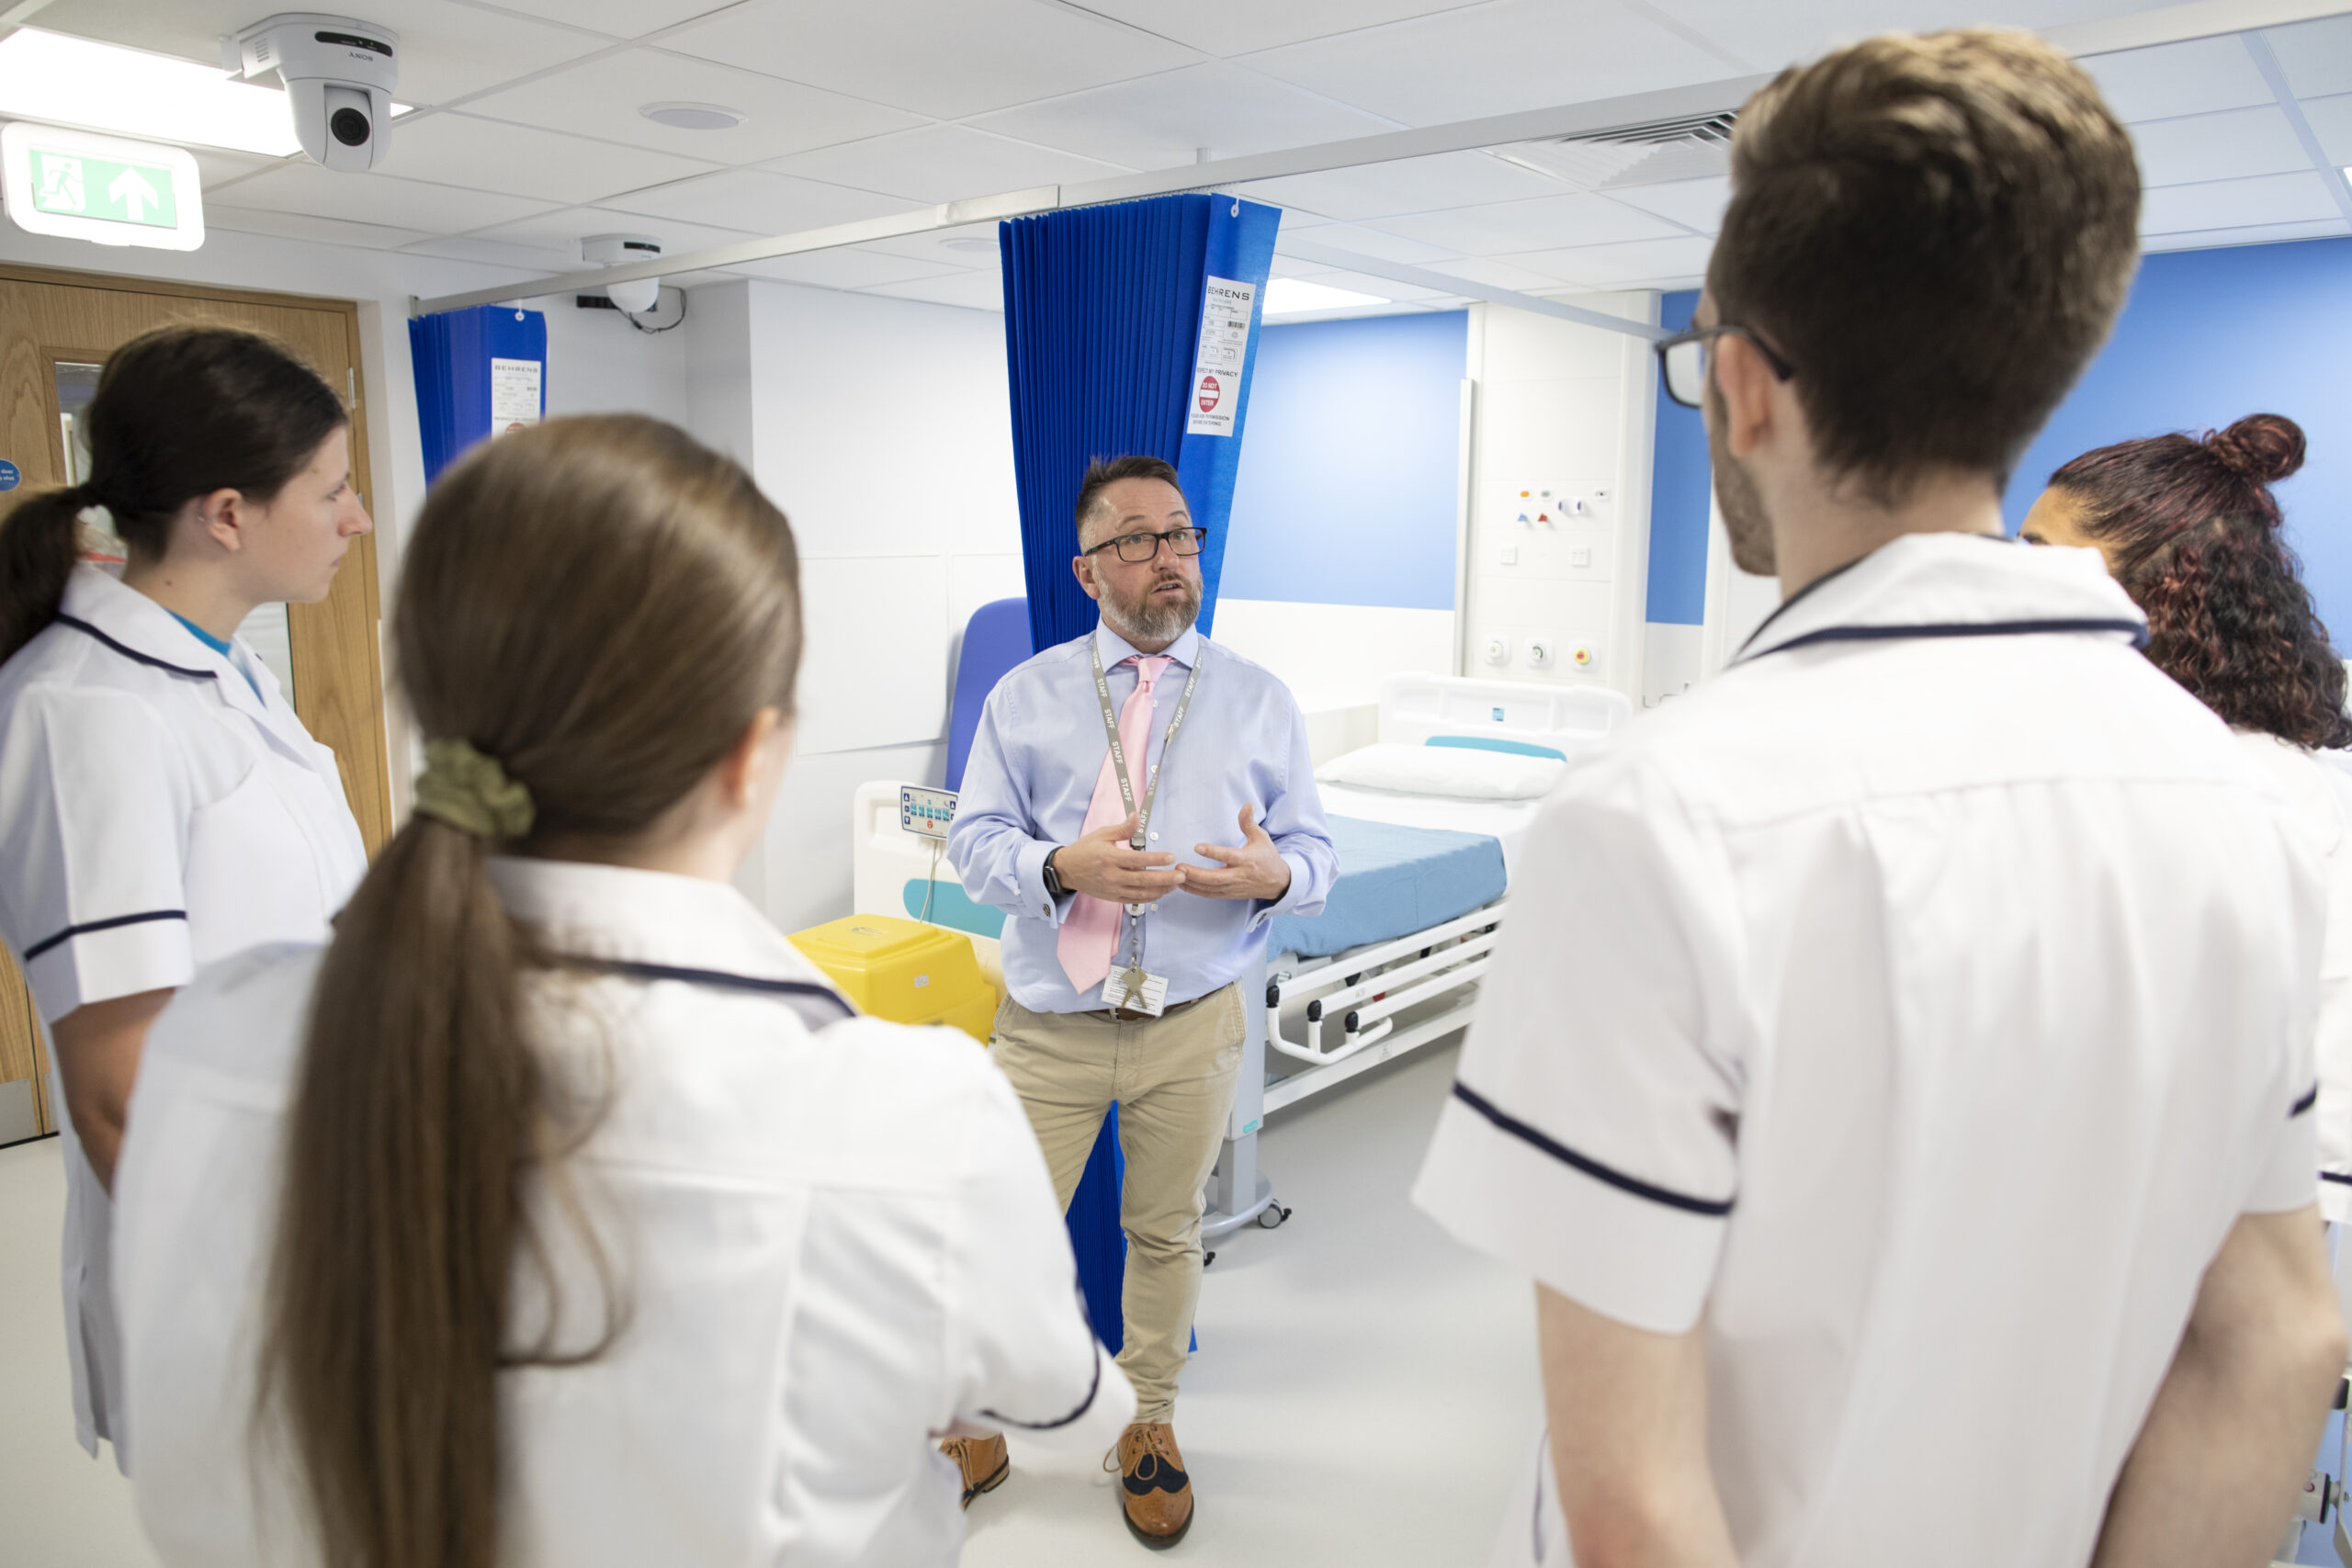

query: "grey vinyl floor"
left=0, top=1037, right=1533, bottom=1567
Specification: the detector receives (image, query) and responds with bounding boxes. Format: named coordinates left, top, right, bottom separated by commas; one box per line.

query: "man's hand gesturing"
left=1186, top=805, right=1293, bottom=901
left=1053, top=814, right=1188, bottom=904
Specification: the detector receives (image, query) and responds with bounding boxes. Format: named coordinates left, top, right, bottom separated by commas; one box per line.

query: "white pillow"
left=1316, top=742, right=1566, bottom=801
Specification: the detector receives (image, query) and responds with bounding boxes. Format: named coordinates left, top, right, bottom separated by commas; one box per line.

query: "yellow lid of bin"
left=787, top=914, right=995, bottom=1042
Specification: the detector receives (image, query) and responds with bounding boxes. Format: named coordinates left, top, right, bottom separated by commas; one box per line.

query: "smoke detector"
left=582, top=232, right=661, bottom=312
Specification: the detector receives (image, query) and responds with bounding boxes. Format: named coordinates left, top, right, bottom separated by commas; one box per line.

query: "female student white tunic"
left=2237, top=731, right=2352, bottom=1218
left=113, top=857, right=1134, bottom=1567
left=0, top=563, right=367, bottom=1465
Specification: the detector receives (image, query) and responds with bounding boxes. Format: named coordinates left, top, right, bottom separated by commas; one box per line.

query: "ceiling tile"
left=968, top=61, right=1391, bottom=172
left=2130, top=105, right=2312, bottom=188
left=1505, top=233, right=1716, bottom=288
left=1635, top=0, right=2120, bottom=74
left=2080, top=36, right=2274, bottom=124
left=1276, top=220, right=1463, bottom=264
left=379, top=111, right=721, bottom=206
left=204, top=164, right=561, bottom=234
left=2141, top=215, right=2352, bottom=253
left=764, top=124, right=1131, bottom=204
left=859, top=269, right=1010, bottom=311
left=465, top=207, right=764, bottom=257
left=602, top=168, right=913, bottom=235
left=34, top=0, right=609, bottom=108
left=397, top=234, right=578, bottom=270
left=2140, top=171, right=2345, bottom=235
left=1241, top=150, right=1567, bottom=221
left=2294, top=93, right=2352, bottom=168
left=191, top=148, right=285, bottom=190
left=1367, top=190, right=1686, bottom=254
left=856, top=220, right=1008, bottom=265
left=206, top=205, right=435, bottom=251
left=1073, top=1, right=1488, bottom=56
left=1600, top=174, right=1728, bottom=234
left=662, top=0, right=1200, bottom=118
left=1239, top=0, right=1732, bottom=125
left=723, top=247, right=973, bottom=289
left=477, top=0, right=746, bottom=39
left=463, top=46, right=922, bottom=165
left=2267, top=14, right=2352, bottom=100
left=1426, top=255, right=1581, bottom=291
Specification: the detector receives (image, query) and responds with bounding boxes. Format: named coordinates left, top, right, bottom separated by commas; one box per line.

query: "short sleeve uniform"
left=114, top=858, right=1133, bottom=1567
left=0, top=566, right=367, bottom=1462
left=1417, top=536, right=2323, bottom=1568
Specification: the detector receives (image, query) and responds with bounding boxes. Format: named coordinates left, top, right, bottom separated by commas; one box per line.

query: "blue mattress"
left=1270, top=815, right=1507, bottom=959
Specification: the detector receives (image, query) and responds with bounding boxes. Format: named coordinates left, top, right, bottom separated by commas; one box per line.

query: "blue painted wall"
left=1649, top=288, right=1709, bottom=626
left=2006, top=238, right=2352, bottom=637
left=1645, top=243, right=2352, bottom=635
left=1221, top=310, right=1468, bottom=609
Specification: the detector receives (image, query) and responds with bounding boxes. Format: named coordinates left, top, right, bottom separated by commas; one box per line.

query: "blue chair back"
left=946, top=597, right=1035, bottom=791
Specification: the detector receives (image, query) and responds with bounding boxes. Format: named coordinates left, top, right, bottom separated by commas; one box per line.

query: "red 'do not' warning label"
left=1196, top=373, right=1222, bottom=413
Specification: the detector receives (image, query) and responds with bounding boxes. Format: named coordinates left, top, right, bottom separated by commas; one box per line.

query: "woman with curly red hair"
left=2024, top=412, right=2352, bottom=1221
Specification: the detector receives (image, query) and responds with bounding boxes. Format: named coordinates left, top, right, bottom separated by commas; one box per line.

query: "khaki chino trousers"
left=989, top=981, right=1247, bottom=1424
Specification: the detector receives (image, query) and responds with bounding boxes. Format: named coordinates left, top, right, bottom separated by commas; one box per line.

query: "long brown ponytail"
left=263, top=415, right=803, bottom=1568
left=0, top=323, right=345, bottom=666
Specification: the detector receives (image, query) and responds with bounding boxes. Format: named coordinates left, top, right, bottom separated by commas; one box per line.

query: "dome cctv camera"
left=229, top=14, right=399, bottom=173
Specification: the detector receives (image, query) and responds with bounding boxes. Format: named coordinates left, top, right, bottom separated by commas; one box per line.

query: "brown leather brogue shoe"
left=1115, top=1422, right=1193, bottom=1548
left=940, top=1432, right=1008, bottom=1509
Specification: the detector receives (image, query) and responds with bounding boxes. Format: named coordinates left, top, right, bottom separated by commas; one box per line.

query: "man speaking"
left=947, top=454, right=1336, bottom=1547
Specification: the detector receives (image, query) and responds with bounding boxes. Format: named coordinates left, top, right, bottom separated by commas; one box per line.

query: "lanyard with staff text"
left=1090, top=637, right=1204, bottom=901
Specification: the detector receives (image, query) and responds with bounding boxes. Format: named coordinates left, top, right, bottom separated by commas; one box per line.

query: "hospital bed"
left=1203, top=673, right=1629, bottom=1238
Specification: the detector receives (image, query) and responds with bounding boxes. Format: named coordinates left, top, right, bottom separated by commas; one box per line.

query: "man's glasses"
left=1086, top=525, right=1208, bottom=564
left=1654, top=323, right=1797, bottom=409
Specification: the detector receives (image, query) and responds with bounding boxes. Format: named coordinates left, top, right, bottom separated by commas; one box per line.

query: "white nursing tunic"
left=0, top=563, right=367, bottom=1465
left=115, top=858, right=1133, bottom=1567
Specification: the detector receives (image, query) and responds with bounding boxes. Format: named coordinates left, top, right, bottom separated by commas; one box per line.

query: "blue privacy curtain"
left=998, top=194, right=1280, bottom=1352
left=407, top=305, right=547, bottom=483
left=1000, top=194, right=1282, bottom=654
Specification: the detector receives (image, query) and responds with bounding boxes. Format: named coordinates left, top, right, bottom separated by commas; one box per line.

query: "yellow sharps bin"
left=787, top=914, right=997, bottom=1044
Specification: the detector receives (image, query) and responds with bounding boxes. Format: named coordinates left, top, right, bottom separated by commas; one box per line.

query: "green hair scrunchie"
left=413, top=738, right=535, bottom=840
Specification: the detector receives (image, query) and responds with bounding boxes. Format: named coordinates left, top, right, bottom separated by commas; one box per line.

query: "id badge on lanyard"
left=1091, top=640, right=1203, bottom=1017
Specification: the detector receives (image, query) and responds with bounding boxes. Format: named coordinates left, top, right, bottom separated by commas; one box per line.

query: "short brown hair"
left=1708, top=29, right=2140, bottom=498
left=1075, top=454, right=1182, bottom=547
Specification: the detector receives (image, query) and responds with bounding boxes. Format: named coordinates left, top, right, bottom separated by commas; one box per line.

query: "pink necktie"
left=1058, top=655, right=1172, bottom=992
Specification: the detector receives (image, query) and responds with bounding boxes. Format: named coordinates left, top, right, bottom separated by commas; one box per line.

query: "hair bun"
left=2208, top=413, right=2305, bottom=487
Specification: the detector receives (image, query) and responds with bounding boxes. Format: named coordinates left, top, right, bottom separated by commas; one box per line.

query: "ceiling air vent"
left=1498, top=109, right=1737, bottom=189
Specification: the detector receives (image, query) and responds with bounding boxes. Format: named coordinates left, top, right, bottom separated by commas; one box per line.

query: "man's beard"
left=1103, top=570, right=1201, bottom=644
left=1708, top=380, right=1777, bottom=578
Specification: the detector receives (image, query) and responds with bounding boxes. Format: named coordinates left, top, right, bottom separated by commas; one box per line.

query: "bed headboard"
left=1376, top=673, right=1631, bottom=760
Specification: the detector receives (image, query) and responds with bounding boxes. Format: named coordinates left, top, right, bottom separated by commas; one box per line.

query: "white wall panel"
left=796, top=556, right=950, bottom=755
left=1211, top=600, right=1455, bottom=710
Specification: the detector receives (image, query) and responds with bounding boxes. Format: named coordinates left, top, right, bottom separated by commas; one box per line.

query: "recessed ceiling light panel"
left=940, top=236, right=997, bottom=253
left=0, top=28, right=301, bottom=156
left=639, top=101, right=744, bottom=130
left=1263, top=277, right=1389, bottom=315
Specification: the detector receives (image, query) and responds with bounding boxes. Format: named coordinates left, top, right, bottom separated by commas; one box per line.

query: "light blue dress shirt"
left=950, top=621, right=1338, bottom=1014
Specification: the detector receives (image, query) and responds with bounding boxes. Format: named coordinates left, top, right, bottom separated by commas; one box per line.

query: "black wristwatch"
left=1042, top=845, right=1067, bottom=897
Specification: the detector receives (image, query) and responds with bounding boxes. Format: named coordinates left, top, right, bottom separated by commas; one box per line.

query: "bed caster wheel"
left=1258, top=1203, right=1291, bottom=1230
left=1204, top=1248, right=1217, bottom=1268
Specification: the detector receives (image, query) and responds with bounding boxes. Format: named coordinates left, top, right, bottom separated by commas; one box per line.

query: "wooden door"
left=0, top=264, right=391, bottom=1142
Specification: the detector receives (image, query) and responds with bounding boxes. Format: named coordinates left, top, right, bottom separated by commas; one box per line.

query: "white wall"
left=1460, top=295, right=1659, bottom=704
left=720, top=277, right=1025, bottom=934
left=1212, top=599, right=1453, bottom=712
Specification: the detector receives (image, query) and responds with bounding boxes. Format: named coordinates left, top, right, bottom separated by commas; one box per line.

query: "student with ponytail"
left=0, top=324, right=371, bottom=1471
left=110, top=415, right=1131, bottom=1568
left=2024, top=414, right=2352, bottom=1219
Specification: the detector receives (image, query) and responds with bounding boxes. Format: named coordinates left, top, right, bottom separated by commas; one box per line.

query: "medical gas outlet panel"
left=1476, top=480, right=1616, bottom=684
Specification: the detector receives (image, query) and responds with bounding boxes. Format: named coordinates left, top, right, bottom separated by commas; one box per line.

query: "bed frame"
left=1203, top=674, right=1630, bottom=1239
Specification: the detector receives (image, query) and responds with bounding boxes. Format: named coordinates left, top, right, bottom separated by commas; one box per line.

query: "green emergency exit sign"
left=2, top=122, right=204, bottom=251
left=28, top=148, right=177, bottom=228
